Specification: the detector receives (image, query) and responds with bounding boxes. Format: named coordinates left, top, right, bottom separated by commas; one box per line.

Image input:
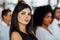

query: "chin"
left=23, top=23, right=29, bottom=25
left=47, top=24, right=50, bottom=26
left=24, top=21, right=29, bottom=24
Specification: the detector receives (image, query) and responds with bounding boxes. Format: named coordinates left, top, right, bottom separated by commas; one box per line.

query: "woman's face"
left=43, top=12, right=52, bottom=26
left=17, top=8, right=31, bottom=25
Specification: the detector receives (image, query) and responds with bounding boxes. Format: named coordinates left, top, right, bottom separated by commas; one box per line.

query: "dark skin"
left=58, top=24, right=60, bottom=27
left=41, top=12, right=52, bottom=34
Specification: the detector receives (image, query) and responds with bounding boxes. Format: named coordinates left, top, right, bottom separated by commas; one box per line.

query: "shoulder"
left=36, top=27, right=42, bottom=32
left=36, top=27, right=46, bottom=34
left=11, top=31, right=22, bottom=40
left=36, top=27, right=41, bottom=34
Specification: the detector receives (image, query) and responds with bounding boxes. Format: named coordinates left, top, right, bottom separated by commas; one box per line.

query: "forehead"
left=56, top=8, right=60, bottom=11
left=21, top=8, right=30, bottom=12
left=7, top=11, right=12, bottom=15
left=45, top=12, right=52, bottom=16
left=47, top=12, right=52, bottom=15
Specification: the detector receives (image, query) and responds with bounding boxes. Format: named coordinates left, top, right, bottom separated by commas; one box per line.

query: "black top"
left=18, top=31, right=38, bottom=40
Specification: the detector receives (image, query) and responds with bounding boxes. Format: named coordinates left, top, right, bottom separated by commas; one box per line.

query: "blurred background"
left=0, top=0, right=60, bottom=19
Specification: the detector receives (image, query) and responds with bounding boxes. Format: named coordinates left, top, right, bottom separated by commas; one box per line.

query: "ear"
left=3, top=15, right=6, bottom=19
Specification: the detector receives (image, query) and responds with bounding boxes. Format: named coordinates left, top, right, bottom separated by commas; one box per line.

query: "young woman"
left=33, top=5, right=57, bottom=40
left=10, top=3, right=37, bottom=40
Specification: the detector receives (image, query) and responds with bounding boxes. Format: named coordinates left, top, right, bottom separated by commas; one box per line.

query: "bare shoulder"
left=11, top=31, right=22, bottom=40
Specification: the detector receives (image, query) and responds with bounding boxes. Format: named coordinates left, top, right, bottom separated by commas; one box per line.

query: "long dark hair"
left=10, top=3, right=33, bottom=39
left=33, top=5, right=54, bottom=33
left=33, top=5, right=54, bottom=26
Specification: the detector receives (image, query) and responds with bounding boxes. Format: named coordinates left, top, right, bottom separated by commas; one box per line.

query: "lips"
left=24, top=20, right=29, bottom=22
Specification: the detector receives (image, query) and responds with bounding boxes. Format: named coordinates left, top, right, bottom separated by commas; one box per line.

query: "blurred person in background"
left=18, top=0, right=25, bottom=4
left=33, top=5, right=57, bottom=40
left=48, top=7, right=60, bottom=40
left=0, top=9, right=12, bottom=40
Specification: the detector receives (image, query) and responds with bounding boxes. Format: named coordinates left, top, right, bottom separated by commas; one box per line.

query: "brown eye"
left=10, top=15, right=12, bottom=17
left=28, top=13, right=31, bottom=16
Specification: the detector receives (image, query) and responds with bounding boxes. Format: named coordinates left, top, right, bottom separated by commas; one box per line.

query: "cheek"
left=8, top=16, right=11, bottom=19
left=18, top=16, right=23, bottom=22
left=6, top=16, right=10, bottom=20
left=29, top=16, right=31, bottom=21
left=55, top=13, right=60, bottom=19
left=55, top=13, right=60, bottom=16
left=43, top=19, right=48, bottom=23
left=43, top=18, right=50, bottom=25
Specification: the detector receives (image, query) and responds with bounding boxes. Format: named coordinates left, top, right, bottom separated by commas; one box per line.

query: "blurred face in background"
left=17, top=8, right=31, bottom=26
left=55, top=8, right=60, bottom=20
left=4, top=11, right=12, bottom=25
left=42, top=12, right=52, bottom=26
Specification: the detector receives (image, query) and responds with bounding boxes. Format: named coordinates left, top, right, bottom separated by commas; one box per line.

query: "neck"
left=55, top=18, right=60, bottom=21
left=41, top=24, right=52, bottom=34
left=3, top=20, right=10, bottom=26
left=41, top=24, right=48, bottom=30
left=19, top=23, right=28, bottom=34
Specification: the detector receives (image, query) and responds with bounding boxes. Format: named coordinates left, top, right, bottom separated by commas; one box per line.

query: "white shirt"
left=0, top=20, right=10, bottom=40
left=48, top=19, right=60, bottom=40
left=36, top=26, right=56, bottom=40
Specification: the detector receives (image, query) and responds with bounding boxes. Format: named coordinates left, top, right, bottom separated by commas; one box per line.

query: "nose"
left=25, top=14, right=29, bottom=18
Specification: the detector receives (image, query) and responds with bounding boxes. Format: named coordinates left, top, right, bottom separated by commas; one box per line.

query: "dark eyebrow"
left=22, top=10, right=31, bottom=14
